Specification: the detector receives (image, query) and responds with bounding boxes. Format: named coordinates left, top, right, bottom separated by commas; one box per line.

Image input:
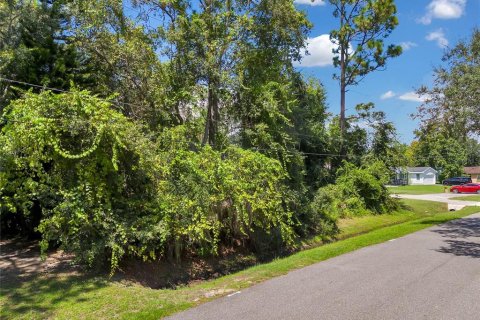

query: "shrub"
left=0, top=89, right=156, bottom=270
left=311, top=161, right=398, bottom=224
left=151, top=126, right=294, bottom=259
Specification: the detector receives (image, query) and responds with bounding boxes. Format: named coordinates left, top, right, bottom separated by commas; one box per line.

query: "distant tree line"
left=411, top=29, right=480, bottom=179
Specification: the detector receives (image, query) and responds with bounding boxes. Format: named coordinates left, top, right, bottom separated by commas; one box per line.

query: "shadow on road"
left=430, top=217, right=480, bottom=259
left=431, top=218, right=480, bottom=239
left=436, top=240, right=480, bottom=258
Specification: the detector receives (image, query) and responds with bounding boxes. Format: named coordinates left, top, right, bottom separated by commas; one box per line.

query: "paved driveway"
left=168, top=213, right=480, bottom=320
left=393, top=193, right=480, bottom=210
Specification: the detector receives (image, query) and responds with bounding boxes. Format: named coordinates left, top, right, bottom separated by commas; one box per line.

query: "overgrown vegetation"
left=312, top=161, right=398, bottom=223
left=0, top=90, right=300, bottom=271
left=0, top=0, right=408, bottom=272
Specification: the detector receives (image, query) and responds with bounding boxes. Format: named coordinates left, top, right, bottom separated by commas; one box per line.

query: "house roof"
left=406, top=167, right=437, bottom=173
left=464, top=166, right=480, bottom=174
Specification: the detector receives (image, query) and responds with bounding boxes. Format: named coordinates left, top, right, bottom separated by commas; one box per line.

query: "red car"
left=450, top=183, right=480, bottom=194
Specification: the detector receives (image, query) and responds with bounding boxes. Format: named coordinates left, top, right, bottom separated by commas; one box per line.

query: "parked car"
left=442, top=177, right=472, bottom=185
left=450, top=183, right=480, bottom=194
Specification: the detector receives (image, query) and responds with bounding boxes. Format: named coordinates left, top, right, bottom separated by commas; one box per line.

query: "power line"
left=254, top=148, right=355, bottom=158
left=0, top=78, right=389, bottom=159
left=0, top=77, right=391, bottom=144
left=0, top=77, right=354, bottom=142
left=0, top=77, right=141, bottom=110
left=0, top=77, right=143, bottom=111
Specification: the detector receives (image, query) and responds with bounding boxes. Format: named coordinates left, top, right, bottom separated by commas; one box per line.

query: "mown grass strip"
left=451, top=195, right=480, bottom=201
left=386, top=184, right=446, bottom=194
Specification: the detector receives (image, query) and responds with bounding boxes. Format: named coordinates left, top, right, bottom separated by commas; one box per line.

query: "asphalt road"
left=168, top=213, right=480, bottom=320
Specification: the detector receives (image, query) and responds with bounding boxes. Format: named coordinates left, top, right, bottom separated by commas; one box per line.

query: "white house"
left=406, top=167, right=438, bottom=185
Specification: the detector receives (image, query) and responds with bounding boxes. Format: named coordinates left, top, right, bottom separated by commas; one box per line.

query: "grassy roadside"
left=302, top=199, right=446, bottom=247
left=451, top=195, right=480, bottom=201
left=386, top=184, right=446, bottom=194
left=337, top=199, right=447, bottom=239
left=1, top=200, right=478, bottom=320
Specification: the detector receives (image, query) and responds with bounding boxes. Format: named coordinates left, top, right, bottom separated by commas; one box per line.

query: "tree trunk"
left=340, top=64, right=346, bottom=143
left=202, top=97, right=212, bottom=146
left=202, top=78, right=219, bottom=148
left=339, top=4, right=347, bottom=154
left=211, top=82, right=219, bottom=147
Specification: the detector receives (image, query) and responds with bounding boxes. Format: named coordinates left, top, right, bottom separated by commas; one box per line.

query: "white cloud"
left=294, top=0, right=325, bottom=6
left=426, top=29, right=449, bottom=47
left=296, top=34, right=337, bottom=67
left=380, top=90, right=396, bottom=100
left=355, top=121, right=371, bottom=130
left=419, top=0, right=466, bottom=24
left=399, top=41, right=417, bottom=51
left=398, top=91, right=426, bottom=102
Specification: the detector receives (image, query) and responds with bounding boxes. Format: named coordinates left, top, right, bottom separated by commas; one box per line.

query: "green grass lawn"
left=336, top=199, right=448, bottom=239
left=451, top=195, right=480, bottom=201
left=1, top=200, right=478, bottom=320
left=387, top=184, right=447, bottom=194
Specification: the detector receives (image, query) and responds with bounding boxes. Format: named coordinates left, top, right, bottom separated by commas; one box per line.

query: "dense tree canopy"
left=409, top=130, right=467, bottom=180
left=0, top=0, right=86, bottom=110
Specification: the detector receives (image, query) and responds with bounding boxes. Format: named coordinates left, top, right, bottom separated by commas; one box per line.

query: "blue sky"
left=293, top=0, right=480, bottom=143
